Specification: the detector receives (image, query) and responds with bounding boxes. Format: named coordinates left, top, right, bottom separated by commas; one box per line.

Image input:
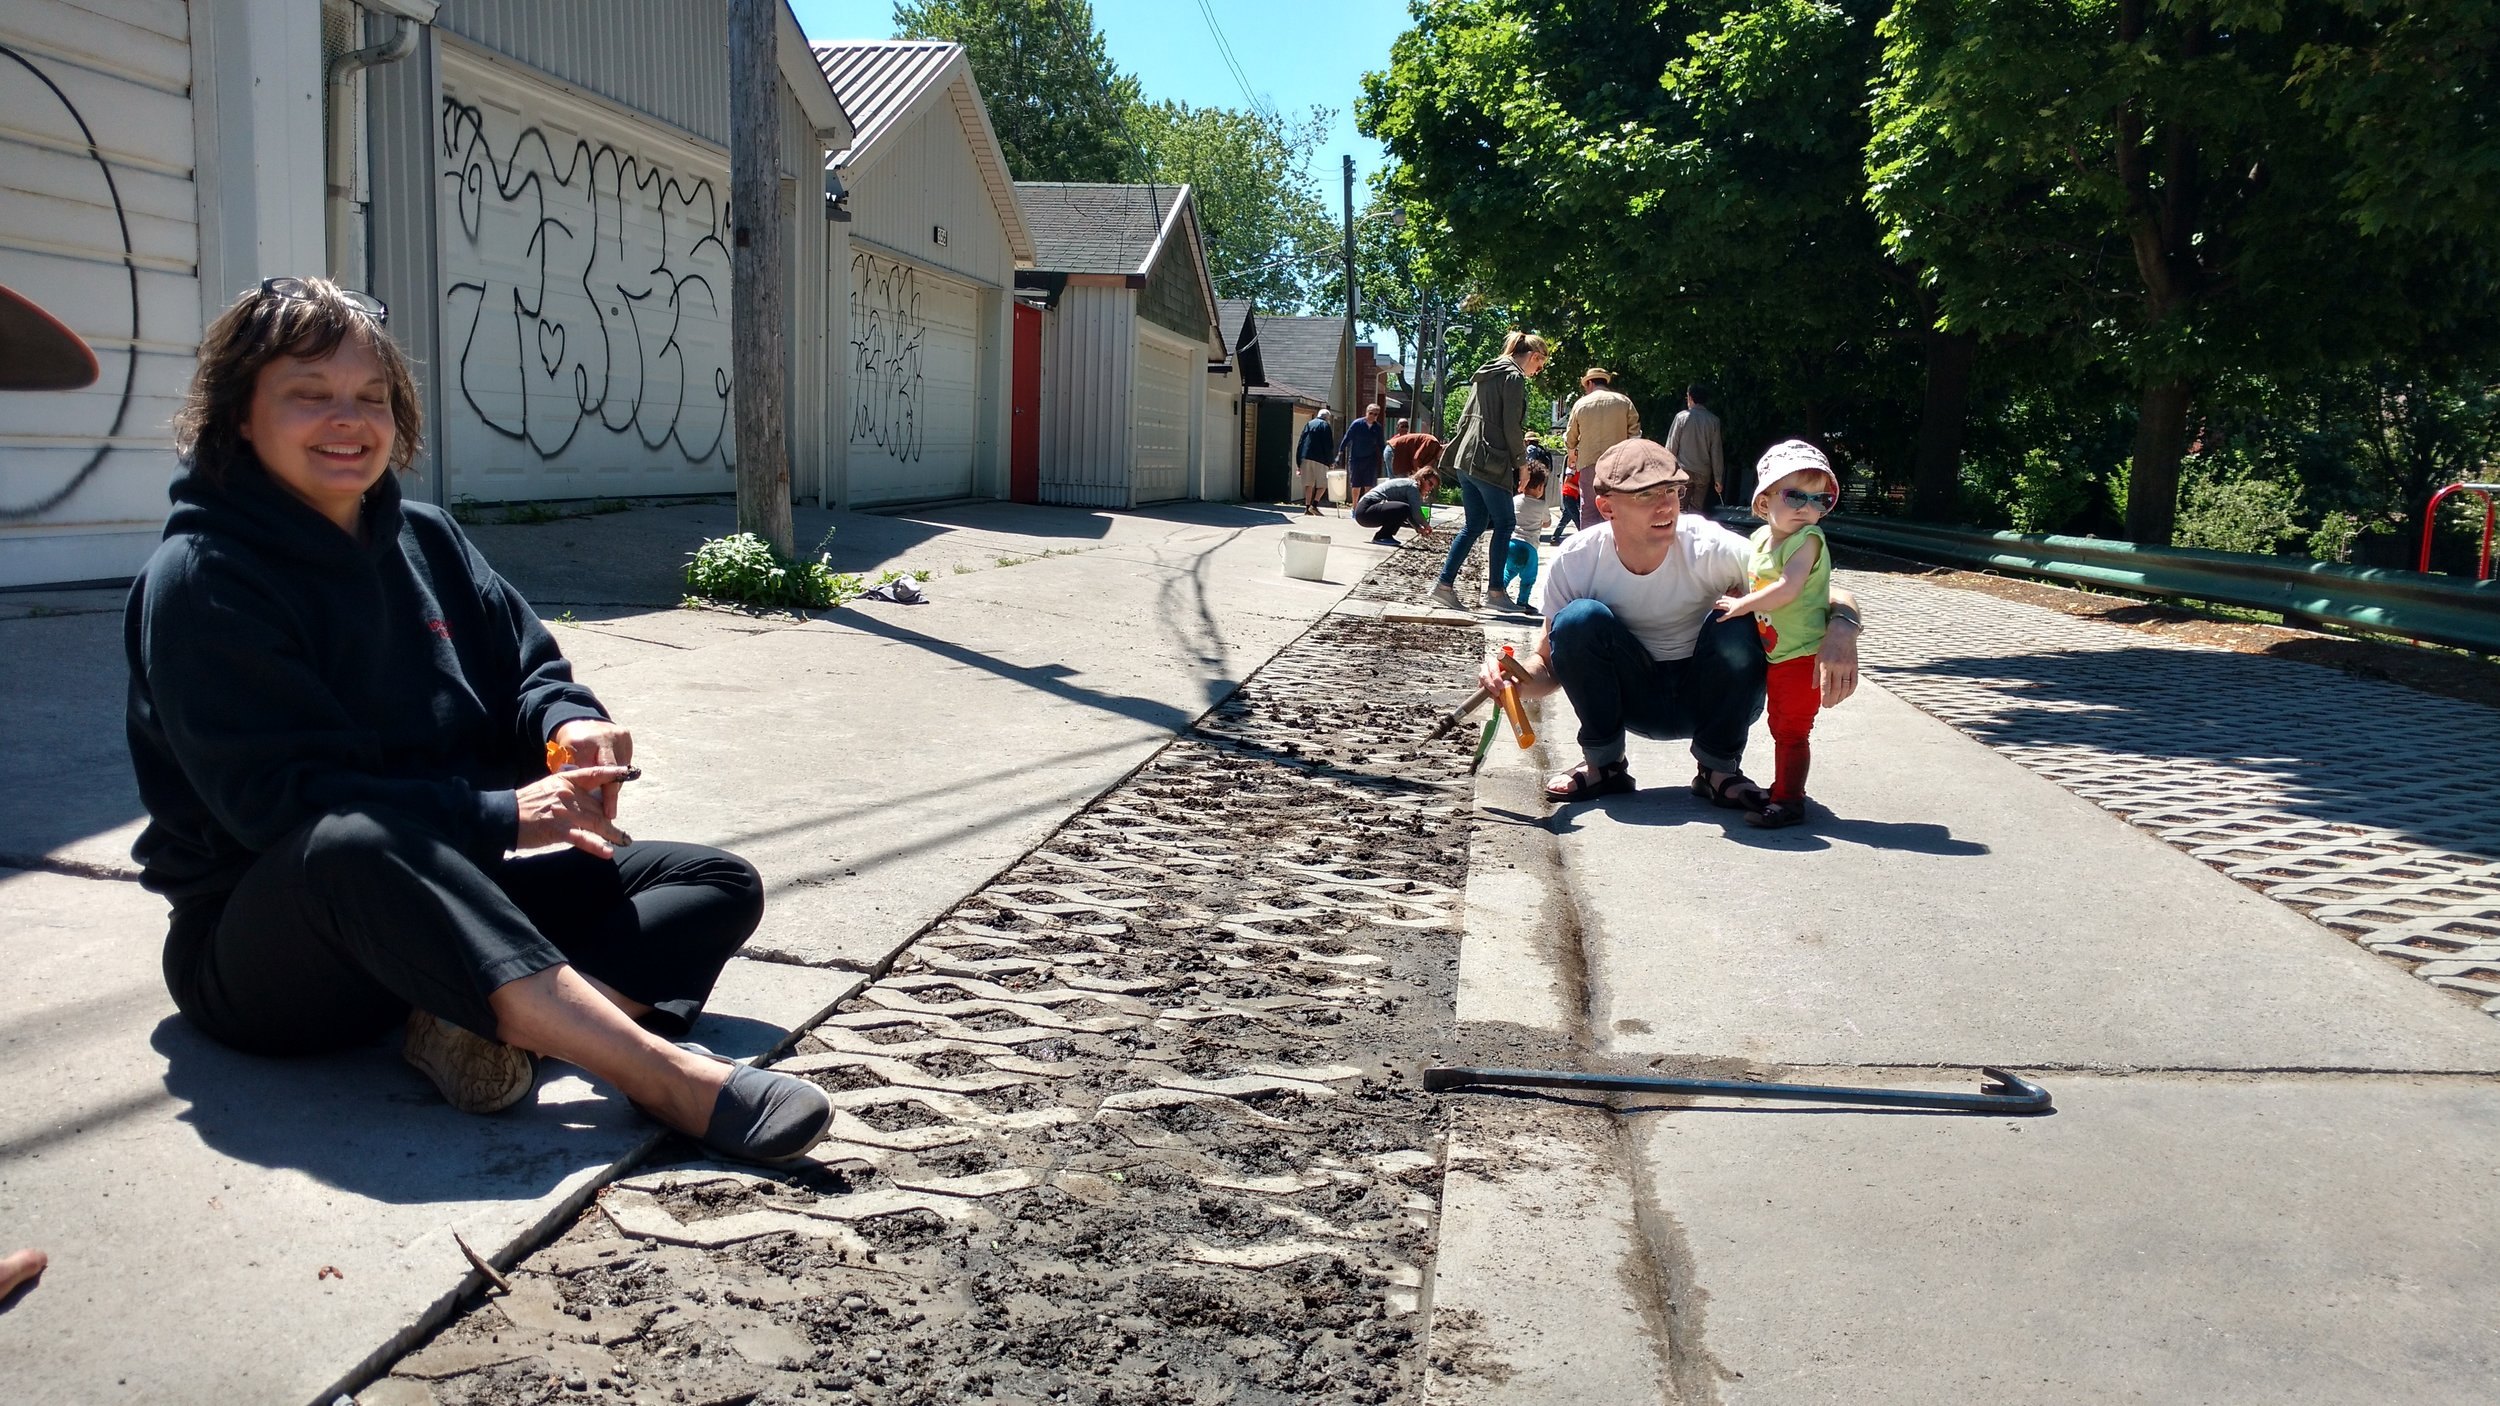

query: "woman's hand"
left=552, top=718, right=634, bottom=819
left=515, top=767, right=636, bottom=858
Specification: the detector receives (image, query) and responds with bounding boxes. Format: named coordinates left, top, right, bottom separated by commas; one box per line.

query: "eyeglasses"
left=1780, top=488, right=1836, bottom=510
left=1601, top=484, right=1686, bottom=507
left=260, top=277, right=388, bottom=325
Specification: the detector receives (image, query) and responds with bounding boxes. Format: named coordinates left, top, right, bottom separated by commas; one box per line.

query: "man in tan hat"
left=1477, top=438, right=1862, bottom=807
left=1562, top=368, right=1640, bottom=532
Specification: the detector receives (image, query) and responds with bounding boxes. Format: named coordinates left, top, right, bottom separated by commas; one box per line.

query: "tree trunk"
left=1910, top=325, right=1979, bottom=522
left=728, top=0, right=793, bottom=556
left=2125, top=378, right=2193, bottom=545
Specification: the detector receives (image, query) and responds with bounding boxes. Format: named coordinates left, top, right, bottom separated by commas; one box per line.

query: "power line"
left=1192, top=0, right=1279, bottom=127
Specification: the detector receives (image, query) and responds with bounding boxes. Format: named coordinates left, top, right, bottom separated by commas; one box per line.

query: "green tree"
left=1362, top=2, right=1917, bottom=481
left=1128, top=100, right=1337, bottom=311
left=893, top=0, right=1142, bottom=183
left=1868, top=0, right=2500, bottom=545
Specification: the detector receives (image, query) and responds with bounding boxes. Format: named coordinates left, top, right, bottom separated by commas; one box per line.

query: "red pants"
left=1765, top=655, right=1821, bottom=803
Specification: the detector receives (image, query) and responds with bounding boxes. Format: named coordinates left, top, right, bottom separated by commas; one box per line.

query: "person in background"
left=1295, top=409, right=1336, bottom=516
left=1337, top=402, right=1388, bottom=497
left=1429, top=331, right=1548, bottom=612
left=1550, top=461, right=1584, bottom=543
left=1353, top=465, right=1442, bottom=547
left=1666, top=383, right=1725, bottom=512
left=1387, top=421, right=1443, bottom=480
left=1502, top=462, right=1553, bottom=614
left=1563, top=367, right=1640, bottom=521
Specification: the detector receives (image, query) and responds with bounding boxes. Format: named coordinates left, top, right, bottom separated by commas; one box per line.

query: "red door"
left=1010, top=302, right=1042, bottom=503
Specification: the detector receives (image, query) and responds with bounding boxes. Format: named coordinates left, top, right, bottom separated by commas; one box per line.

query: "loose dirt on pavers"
left=378, top=544, right=1486, bottom=1406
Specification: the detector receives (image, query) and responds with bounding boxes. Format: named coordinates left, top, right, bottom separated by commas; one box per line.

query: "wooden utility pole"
left=1341, top=154, right=1358, bottom=418
left=728, top=0, right=793, bottom=556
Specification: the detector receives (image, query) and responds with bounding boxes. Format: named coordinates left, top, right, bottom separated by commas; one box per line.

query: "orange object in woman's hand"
left=545, top=738, right=574, bottom=773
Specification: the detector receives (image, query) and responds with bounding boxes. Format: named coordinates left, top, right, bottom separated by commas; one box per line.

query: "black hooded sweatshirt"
left=124, top=463, right=606, bottom=904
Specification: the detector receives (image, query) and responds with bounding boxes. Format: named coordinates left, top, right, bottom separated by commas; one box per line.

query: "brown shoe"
left=401, top=1008, right=536, bottom=1114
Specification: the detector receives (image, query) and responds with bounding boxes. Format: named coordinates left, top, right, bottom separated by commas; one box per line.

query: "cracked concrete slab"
left=1556, top=681, right=2500, bottom=1071
left=1629, top=1072, right=2500, bottom=1405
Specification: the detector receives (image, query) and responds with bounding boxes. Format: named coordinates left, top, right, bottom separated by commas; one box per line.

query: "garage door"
left=846, top=249, right=979, bottom=506
left=0, top=3, right=204, bottom=586
left=1132, top=326, right=1193, bottom=505
left=438, top=52, right=735, bottom=501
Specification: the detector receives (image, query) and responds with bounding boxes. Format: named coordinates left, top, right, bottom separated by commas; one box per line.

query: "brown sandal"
left=1546, top=760, right=1635, bottom=802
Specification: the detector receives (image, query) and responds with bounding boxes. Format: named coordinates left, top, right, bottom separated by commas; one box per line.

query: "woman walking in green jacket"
left=1429, top=332, right=1547, bottom=611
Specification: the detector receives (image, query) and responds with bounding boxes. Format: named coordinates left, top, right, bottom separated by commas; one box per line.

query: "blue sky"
left=787, top=1, right=1413, bottom=201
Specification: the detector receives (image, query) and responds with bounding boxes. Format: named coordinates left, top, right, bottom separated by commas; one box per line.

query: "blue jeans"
left=1547, top=598, right=1768, bottom=773
left=1438, top=475, right=1517, bottom=591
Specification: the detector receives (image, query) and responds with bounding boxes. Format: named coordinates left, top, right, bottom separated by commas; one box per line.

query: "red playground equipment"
left=2419, top=482, right=2499, bottom=580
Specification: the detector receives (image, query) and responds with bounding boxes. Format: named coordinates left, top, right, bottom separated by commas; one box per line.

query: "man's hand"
left=552, top=717, right=635, bottom=820
left=515, top=767, right=635, bottom=858
left=1816, top=620, right=1860, bottom=707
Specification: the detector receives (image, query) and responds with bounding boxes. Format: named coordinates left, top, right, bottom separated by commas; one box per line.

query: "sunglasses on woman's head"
left=260, top=276, right=388, bottom=326
left=1781, top=488, right=1836, bottom=510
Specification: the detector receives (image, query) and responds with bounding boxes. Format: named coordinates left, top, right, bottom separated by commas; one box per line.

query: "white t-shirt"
left=1541, top=518, right=1749, bottom=662
left=1513, top=493, right=1552, bottom=534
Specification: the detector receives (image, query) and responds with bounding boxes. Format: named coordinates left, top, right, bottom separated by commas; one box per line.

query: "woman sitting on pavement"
left=1352, top=465, right=1442, bottom=546
left=125, top=277, right=831, bottom=1165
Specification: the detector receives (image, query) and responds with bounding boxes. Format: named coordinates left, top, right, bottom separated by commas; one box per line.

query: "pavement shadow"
left=148, top=1015, right=647, bottom=1205
left=1543, top=791, right=1989, bottom=857
left=1880, top=644, right=2500, bottom=860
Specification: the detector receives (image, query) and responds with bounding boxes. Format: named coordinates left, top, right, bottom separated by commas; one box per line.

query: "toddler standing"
left=1502, top=464, right=1552, bottom=613
left=1712, top=441, right=1837, bottom=828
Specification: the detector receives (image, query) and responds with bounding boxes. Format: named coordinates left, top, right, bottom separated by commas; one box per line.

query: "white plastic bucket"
left=1280, top=530, right=1331, bottom=582
left=1326, top=468, right=1350, bottom=505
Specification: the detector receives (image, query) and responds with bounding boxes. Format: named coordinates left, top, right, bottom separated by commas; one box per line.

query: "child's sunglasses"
left=1780, top=487, right=1836, bottom=510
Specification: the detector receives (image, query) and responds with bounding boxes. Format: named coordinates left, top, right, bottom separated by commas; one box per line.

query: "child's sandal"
left=1746, top=798, right=1809, bottom=829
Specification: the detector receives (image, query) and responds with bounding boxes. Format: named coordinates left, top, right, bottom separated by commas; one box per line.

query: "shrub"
left=2175, top=474, right=2305, bottom=556
left=682, top=532, right=860, bottom=610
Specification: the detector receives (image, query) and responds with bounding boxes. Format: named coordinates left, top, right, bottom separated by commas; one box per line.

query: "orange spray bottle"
left=1494, top=645, right=1536, bottom=748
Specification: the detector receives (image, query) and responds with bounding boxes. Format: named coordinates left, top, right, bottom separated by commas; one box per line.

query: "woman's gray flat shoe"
left=700, top=1064, right=833, bottom=1166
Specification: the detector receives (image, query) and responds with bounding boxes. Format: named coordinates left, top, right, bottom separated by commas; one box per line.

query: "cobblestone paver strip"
left=383, top=544, right=1480, bottom=1406
left=1852, top=572, right=2500, bottom=1015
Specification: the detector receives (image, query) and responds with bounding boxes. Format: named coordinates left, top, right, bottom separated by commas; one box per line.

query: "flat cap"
left=1590, top=438, right=1686, bottom=496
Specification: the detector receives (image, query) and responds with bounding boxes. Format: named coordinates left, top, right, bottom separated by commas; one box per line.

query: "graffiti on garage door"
left=848, top=250, right=924, bottom=464
left=439, top=96, right=734, bottom=468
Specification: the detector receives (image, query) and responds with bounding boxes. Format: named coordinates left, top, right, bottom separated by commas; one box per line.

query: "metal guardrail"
left=1816, top=517, right=2500, bottom=655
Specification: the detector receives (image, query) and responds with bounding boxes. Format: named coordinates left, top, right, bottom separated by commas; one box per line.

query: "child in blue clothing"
left=1499, top=463, right=1551, bottom=613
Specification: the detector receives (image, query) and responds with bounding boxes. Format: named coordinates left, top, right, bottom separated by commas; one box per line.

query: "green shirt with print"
left=1747, top=523, right=1829, bottom=664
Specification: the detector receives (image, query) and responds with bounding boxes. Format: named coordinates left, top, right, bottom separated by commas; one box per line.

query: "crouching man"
left=1481, top=440, right=1863, bottom=805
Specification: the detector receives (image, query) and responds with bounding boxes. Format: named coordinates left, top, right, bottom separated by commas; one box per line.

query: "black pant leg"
left=489, top=841, right=763, bottom=1037
left=167, top=806, right=568, bottom=1056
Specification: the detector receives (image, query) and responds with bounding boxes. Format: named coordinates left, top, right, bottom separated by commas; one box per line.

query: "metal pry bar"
left=1421, top=1065, right=2054, bottom=1115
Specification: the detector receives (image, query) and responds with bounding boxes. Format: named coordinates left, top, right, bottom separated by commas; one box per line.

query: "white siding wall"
left=1201, top=368, right=1242, bottom=503
left=0, top=0, right=207, bottom=586
left=1037, top=284, right=1132, bottom=509
left=840, top=87, right=1012, bottom=293
left=433, top=0, right=729, bottom=148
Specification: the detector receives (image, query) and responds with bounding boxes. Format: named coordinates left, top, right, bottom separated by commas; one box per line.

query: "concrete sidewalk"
left=1429, top=567, right=2500, bottom=1404
left=0, top=498, right=1394, bottom=1405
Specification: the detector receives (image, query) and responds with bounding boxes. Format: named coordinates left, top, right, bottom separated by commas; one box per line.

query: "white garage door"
left=438, top=53, right=735, bottom=502
left=1132, top=325, right=1193, bottom=505
left=0, top=3, right=204, bottom=586
left=846, top=249, right=979, bottom=506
